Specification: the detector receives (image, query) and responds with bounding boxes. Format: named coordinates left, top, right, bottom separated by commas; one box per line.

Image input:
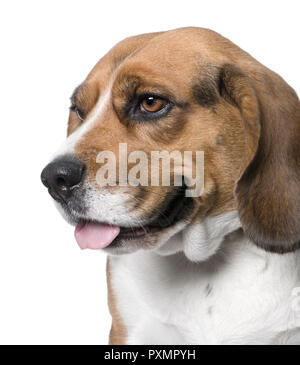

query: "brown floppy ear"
left=220, top=63, right=300, bottom=253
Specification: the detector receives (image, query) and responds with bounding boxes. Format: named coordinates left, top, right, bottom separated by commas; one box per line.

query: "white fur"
left=54, top=84, right=112, bottom=157
left=182, top=210, right=242, bottom=261
left=84, top=183, right=140, bottom=227
left=109, top=212, right=300, bottom=344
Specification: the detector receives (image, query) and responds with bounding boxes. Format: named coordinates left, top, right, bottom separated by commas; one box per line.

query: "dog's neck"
left=110, top=211, right=300, bottom=344
left=155, top=210, right=242, bottom=261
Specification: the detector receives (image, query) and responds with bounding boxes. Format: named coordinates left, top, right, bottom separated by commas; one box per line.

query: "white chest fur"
left=109, top=230, right=300, bottom=344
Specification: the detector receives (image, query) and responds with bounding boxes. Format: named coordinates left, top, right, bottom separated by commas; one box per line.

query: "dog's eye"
left=70, top=105, right=84, bottom=121
left=140, top=96, right=167, bottom=113
left=127, top=94, right=172, bottom=122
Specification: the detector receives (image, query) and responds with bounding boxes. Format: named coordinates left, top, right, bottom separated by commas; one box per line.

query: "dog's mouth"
left=74, top=221, right=156, bottom=250
left=74, top=186, right=193, bottom=250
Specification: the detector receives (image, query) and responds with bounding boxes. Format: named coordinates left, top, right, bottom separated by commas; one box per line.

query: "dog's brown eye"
left=140, top=96, right=166, bottom=113
left=70, top=105, right=84, bottom=121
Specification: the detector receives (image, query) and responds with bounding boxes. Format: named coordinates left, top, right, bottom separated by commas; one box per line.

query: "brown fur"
left=106, top=259, right=127, bottom=344
left=234, top=67, right=300, bottom=252
left=66, top=27, right=300, bottom=342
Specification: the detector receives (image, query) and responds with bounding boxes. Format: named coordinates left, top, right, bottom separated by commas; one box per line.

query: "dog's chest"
left=108, top=238, right=300, bottom=344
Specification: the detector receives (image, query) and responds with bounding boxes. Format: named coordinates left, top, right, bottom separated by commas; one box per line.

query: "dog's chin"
left=55, top=186, right=195, bottom=255
left=103, top=219, right=189, bottom=255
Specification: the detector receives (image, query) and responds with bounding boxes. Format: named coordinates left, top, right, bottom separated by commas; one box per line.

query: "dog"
left=41, top=27, right=300, bottom=344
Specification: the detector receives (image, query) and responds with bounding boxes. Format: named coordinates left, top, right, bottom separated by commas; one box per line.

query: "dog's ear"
left=220, top=63, right=300, bottom=253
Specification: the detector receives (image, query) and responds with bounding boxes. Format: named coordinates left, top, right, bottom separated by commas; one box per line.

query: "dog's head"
left=41, top=27, right=300, bottom=258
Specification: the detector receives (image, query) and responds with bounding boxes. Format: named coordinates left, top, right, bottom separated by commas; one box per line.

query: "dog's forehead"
left=86, top=32, right=163, bottom=81
left=86, top=28, right=229, bottom=85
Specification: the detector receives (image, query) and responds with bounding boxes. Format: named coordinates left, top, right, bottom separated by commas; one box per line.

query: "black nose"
left=41, top=156, right=86, bottom=202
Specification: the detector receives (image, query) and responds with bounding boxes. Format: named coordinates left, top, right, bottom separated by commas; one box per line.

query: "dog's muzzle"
left=41, top=155, right=193, bottom=252
left=40, top=155, right=123, bottom=250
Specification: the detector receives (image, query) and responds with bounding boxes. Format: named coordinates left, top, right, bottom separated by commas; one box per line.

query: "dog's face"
left=41, top=28, right=300, bottom=256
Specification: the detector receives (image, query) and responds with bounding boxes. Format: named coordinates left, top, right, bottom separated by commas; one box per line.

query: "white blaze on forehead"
left=53, top=84, right=113, bottom=158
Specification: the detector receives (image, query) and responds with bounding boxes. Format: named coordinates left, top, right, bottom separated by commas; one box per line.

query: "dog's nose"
left=41, top=157, right=85, bottom=202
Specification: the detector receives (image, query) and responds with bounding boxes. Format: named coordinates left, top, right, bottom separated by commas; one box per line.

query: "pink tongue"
left=75, top=222, right=120, bottom=250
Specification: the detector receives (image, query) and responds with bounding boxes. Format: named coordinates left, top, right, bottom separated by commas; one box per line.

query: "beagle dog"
left=41, top=27, right=300, bottom=344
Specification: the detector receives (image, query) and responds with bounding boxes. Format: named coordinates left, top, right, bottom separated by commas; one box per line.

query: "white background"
left=0, top=0, right=299, bottom=344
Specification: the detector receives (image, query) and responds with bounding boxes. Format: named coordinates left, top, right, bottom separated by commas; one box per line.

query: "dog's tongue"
left=75, top=221, right=120, bottom=250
